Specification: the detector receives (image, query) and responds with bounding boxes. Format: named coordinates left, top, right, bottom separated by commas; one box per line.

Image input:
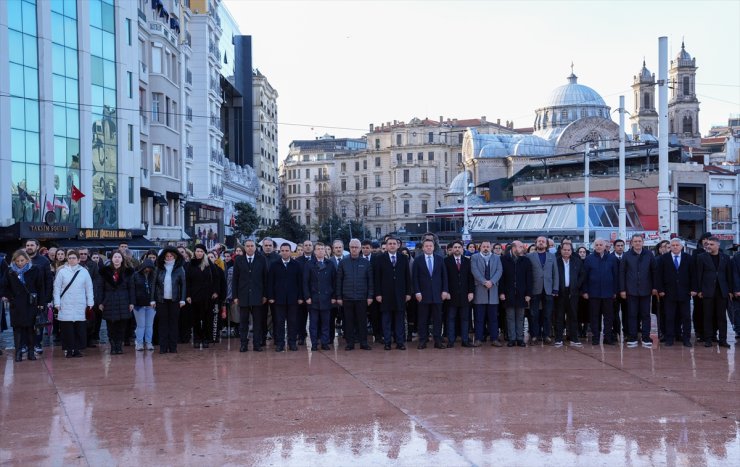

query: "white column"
left=36, top=4, right=55, bottom=220
left=618, top=95, right=627, bottom=241
left=657, top=36, right=671, bottom=239
left=77, top=1, right=94, bottom=228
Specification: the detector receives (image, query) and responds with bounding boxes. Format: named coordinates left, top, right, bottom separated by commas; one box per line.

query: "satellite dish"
left=44, top=211, right=57, bottom=225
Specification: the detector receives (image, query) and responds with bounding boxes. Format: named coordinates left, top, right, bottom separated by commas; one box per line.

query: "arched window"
left=643, top=92, right=650, bottom=109
left=644, top=125, right=653, bottom=135
left=683, top=115, right=693, bottom=134
left=683, top=76, right=690, bottom=96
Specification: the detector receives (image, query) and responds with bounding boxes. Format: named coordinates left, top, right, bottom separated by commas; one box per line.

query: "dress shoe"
left=28, top=352, right=37, bottom=360
left=396, top=344, right=406, bottom=350
left=311, top=345, right=318, bottom=351
left=664, top=342, right=674, bottom=347
left=719, top=341, right=731, bottom=348
left=461, top=342, right=474, bottom=348
left=384, top=344, right=391, bottom=350
left=289, top=345, right=298, bottom=351
left=360, top=344, right=372, bottom=350
left=517, top=341, right=526, bottom=347
left=72, top=351, right=83, bottom=358
left=160, top=348, right=168, bottom=354
left=169, top=348, right=177, bottom=354
left=297, top=339, right=305, bottom=346
left=344, top=345, right=354, bottom=351
left=491, top=341, right=503, bottom=347
left=507, top=341, right=515, bottom=347
left=704, top=341, right=712, bottom=347
left=530, top=337, right=539, bottom=345
left=471, top=342, right=481, bottom=348
left=276, top=345, right=284, bottom=352
left=66, top=351, right=74, bottom=358
left=321, top=344, right=331, bottom=350
left=544, top=337, right=553, bottom=345
left=434, top=342, right=446, bottom=349
left=254, top=346, right=263, bottom=352
left=15, top=350, right=23, bottom=362
left=240, top=344, right=248, bottom=352
left=683, top=341, right=693, bottom=348
left=417, top=343, right=427, bottom=350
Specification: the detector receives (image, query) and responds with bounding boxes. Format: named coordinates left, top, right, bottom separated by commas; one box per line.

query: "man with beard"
left=24, top=239, right=53, bottom=354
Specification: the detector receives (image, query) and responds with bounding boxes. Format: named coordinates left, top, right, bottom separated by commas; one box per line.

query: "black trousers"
left=589, top=297, right=614, bottom=343
left=703, top=295, right=728, bottom=342
left=296, top=303, right=308, bottom=340
left=369, top=300, right=382, bottom=339
left=613, top=296, right=627, bottom=337
left=664, top=299, right=691, bottom=344
left=191, top=299, right=213, bottom=343
left=107, top=319, right=128, bottom=346
left=693, top=296, right=704, bottom=338
left=417, top=303, right=443, bottom=344
left=240, top=305, right=264, bottom=348
left=273, top=303, right=298, bottom=347
left=343, top=300, right=368, bottom=347
left=158, top=300, right=180, bottom=351
left=88, top=307, right=102, bottom=342
left=61, top=321, right=87, bottom=353
left=14, top=325, right=34, bottom=352
left=555, top=291, right=579, bottom=342
left=178, top=303, right=192, bottom=344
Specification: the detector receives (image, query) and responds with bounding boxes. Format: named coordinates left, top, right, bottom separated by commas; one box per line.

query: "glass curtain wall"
left=8, top=0, right=41, bottom=222
left=90, top=0, right=118, bottom=228
left=51, top=0, right=81, bottom=226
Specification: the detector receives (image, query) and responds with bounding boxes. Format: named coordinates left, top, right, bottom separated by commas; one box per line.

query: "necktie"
left=248, top=257, right=252, bottom=265
left=391, top=255, right=396, bottom=266
left=674, top=255, right=679, bottom=270
left=456, top=258, right=461, bottom=271
left=427, top=256, right=433, bottom=277
left=484, top=258, right=490, bottom=280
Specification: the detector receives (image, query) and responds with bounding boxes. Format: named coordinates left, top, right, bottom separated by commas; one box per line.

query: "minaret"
left=630, top=59, right=658, bottom=137
left=668, top=41, right=701, bottom=147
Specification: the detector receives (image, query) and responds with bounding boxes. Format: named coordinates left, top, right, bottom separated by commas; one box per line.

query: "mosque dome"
left=447, top=170, right=472, bottom=195
left=544, top=73, right=606, bottom=108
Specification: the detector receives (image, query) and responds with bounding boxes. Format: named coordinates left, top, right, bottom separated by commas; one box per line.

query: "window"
left=375, top=157, right=381, bottom=167
left=305, top=214, right=310, bottom=225
left=128, top=124, right=133, bottom=151
left=683, top=116, right=693, bottom=134
left=341, top=162, right=346, bottom=172
left=355, top=177, right=360, bottom=190
left=341, top=205, right=347, bottom=218
left=457, top=153, right=462, bottom=164
left=428, top=132, right=434, bottom=143
left=341, top=179, right=346, bottom=191
left=375, top=203, right=381, bottom=216
left=129, top=177, right=134, bottom=204
left=375, top=138, right=380, bottom=150
left=712, top=206, right=732, bottom=230
left=403, top=200, right=410, bottom=214
left=421, top=170, right=428, bottom=183
left=151, top=46, right=162, bottom=74
left=683, top=76, right=690, bottom=96
left=355, top=161, right=360, bottom=171
left=127, top=71, right=133, bottom=98
left=305, top=183, right=310, bottom=194
left=418, top=152, right=423, bottom=161
left=363, top=205, right=369, bottom=216
left=363, top=176, right=367, bottom=189
left=375, top=175, right=381, bottom=187
left=375, top=227, right=381, bottom=238
left=363, top=160, right=367, bottom=170
left=306, top=199, right=310, bottom=210
left=421, top=200, right=428, bottom=213
left=643, top=92, right=650, bottom=109
left=153, top=144, right=162, bottom=174
left=305, top=168, right=310, bottom=178
left=126, top=19, right=132, bottom=46
left=396, top=153, right=402, bottom=164
left=152, top=93, right=162, bottom=123
left=428, top=151, right=434, bottom=161
left=407, top=153, right=413, bottom=163
left=403, top=170, right=409, bottom=183
left=396, top=134, right=402, bottom=146
left=458, top=134, right=463, bottom=144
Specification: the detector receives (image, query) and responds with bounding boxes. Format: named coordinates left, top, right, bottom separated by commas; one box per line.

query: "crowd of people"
left=1, top=231, right=739, bottom=363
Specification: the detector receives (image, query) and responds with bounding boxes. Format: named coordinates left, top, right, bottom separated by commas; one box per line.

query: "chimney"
left=393, top=120, right=397, bottom=125
left=380, top=123, right=384, bottom=130
left=481, top=116, right=486, bottom=123
left=497, top=118, right=501, bottom=125
left=439, top=115, right=443, bottom=123
left=387, top=121, right=391, bottom=128
left=369, top=123, right=374, bottom=132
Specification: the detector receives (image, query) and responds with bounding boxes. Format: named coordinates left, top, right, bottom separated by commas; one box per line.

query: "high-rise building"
left=252, top=69, right=279, bottom=228
left=0, top=0, right=142, bottom=246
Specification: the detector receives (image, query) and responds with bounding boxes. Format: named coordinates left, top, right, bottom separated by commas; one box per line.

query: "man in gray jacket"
left=336, top=238, right=373, bottom=351
left=619, top=234, right=657, bottom=348
left=470, top=240, right=503, bottom=346
left=527, top=236, right=559, bottom=344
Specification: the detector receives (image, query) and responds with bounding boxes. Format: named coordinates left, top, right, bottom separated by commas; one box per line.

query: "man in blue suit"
left=656, top=238, right=695, bottom=347
left=412, top=239, right=449, bottom=349
left=267, top=243, right=304, bottom=352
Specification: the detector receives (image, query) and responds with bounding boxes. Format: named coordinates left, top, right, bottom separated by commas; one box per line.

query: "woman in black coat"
left=186, top=244, right=219, bottom=348
left=99, top=250, right=135, bottom=355
left=151, top=247, right=187, bottom=354
left=1, top=250, right=46, bottom=362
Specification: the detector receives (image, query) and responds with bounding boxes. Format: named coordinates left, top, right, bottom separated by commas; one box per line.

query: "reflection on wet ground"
left=1, top=334, right=738, bottom=465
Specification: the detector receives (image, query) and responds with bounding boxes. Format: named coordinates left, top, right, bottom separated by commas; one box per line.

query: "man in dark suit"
left=412, top=238, right=449, bottom=349
left=303, top=242, right=337, bottom=351
left=554, top=243, right=584, bottom=346
left=657, top=238, right=695, bottom=347
left=374, top=237, right=412, bottom=350
left=232, top=240, right=268, bottom=352
left=500, top=241, right=533, bottom=347
left=260, top=237, right=281, bottom=344
left=692, top=232, right=712, bottom=341
left=610, top=239, right=627, bottom=340
left=294, top=239, right=315, bottom=345
left=619, top=234, right=658, bottom=348
left=362, top=239, right=382, bottom=343
left=268, top=243, right=304, bottom=352
left=443, top=241, right=475, bottom=347
left=336, top=239, right=373, bottom=350
left=694, top=236, right=732, bottom=348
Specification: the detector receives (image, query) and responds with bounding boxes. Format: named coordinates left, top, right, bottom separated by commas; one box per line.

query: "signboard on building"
left=78, top=229, right=133, bottom=240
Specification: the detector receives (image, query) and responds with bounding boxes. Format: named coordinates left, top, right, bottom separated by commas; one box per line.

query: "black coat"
left=656, top=252, right=694, bottom=302
left=500, top=253, right=533, bottom=308
left=733, top=253, right=740, bottom=294
left=232, top=255, right=268, bottom=306
left=267, top=259, right=303, bottom=304
left=133, top=260, right=156, bottom=307
left=186, top=259, right=219, bottom=303
left=695, top=252, right=733, bottom=297
left=83, top=258, right=103, bottom=306
left=556, top=256, right=584, bottom=308
left=303, top=258, right=336, bottom=310
left=619, top=248, right=657, bottom=296
left=373, top=252, right=412, bottom=311
left=1, top=265, right=45, bottom=327
left=443, top=255, right=474, bottom=306
left=31, top=254, right=54, bottom=304
left=336, top=255, right=373, bottom=301
left=99, top=266, right=135, bottom=321
left=152, top=257, right=187, bottom=304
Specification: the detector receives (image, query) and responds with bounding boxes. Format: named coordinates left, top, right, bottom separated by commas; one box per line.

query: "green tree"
left=315, top=213, right=371, bottom=245
left=233, top=202, right=260, bottom=241
left=260, top=205, right=309, bottom=242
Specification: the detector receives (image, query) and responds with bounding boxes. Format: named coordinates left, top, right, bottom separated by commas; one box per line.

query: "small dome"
left=447, top=171, right=472, bottom=195
left=544, top=73, right=606, bottom=108
left=677, top=41, right=692, bottom=61
left=639, top=60, right=652, bottom=80
left=512, top=135, right=554, bottom=157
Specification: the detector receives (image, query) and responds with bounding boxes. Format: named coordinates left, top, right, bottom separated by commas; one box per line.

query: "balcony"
left=186, top=144, right=193, bottom=160
left=139, top=61, right=148, bottom=82
left=314, top=174, right=330, bottom=182
left=149, top=21, right=175, bottom=45
left=186, top=106, right=193, bottom=123
left=184, top=31, right=192, bottom=48
left=210, top=114, right=222, bottom=132
left=210, top=149, right=226, bottom=166
left=208, top=40, right=221, bottom=62
left=210, top=185, right=224, bottom=199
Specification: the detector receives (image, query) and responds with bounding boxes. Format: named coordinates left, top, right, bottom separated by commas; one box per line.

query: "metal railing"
left=314, top=174, right=330, bottom=181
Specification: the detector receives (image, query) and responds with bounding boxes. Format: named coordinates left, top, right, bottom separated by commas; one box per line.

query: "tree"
left=315, top=213, right=371, bottom=245
left=233, top=202, right=260, bottom=241
left=260, top=205, right=309, bottom=242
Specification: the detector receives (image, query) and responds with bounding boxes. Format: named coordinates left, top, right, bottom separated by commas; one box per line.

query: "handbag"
left=35, top=305, right=52, bottom=328
left=85, top=306, right=95, bottom=321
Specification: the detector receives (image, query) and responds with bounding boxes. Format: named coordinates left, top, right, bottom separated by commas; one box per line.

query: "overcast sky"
left=224, top=0, right=740, bottom=160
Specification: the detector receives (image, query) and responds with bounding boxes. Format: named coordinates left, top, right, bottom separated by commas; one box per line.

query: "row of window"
left=374, top=132, right=464, bottom=149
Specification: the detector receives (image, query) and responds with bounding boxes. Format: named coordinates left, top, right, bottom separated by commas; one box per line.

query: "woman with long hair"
left=53, top=250, right=94, bottom=358
left=52, top=249, right=67, bottom=274
left=186, top=244, right=220, bottom=348
left=151, top=247, right=187, bottom=354
left=99, top=250, right=135, bottom=355
left=1, top=250, right=46, bottom=362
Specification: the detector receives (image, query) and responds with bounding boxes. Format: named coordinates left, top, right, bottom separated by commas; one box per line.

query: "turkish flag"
left=71, top=185, right=85, bottom=202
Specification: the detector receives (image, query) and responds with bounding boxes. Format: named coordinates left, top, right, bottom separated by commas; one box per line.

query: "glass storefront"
left=90, top=0, right=118, bottom=228
left=8, top=0, right=41, bottom=223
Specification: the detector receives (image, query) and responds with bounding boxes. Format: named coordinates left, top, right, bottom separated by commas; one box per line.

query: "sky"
left=224, top=0, right=740, bottom=160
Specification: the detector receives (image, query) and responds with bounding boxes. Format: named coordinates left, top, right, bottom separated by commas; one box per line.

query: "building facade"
left=1, top=0, right=143, bottom=246
left=668, top=41, right=701, bottom=148
left=252, top=69, right=279, bottom=228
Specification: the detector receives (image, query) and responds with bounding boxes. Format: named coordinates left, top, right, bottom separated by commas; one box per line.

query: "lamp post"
left=462, top=169, right=473, bottom=244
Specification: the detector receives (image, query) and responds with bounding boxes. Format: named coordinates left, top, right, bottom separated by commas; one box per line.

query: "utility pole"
left=657, top=36, right=671, bottom=240
left=618, top=95, right=627, bottom=241
left=584, top=146, right=591, bottom=245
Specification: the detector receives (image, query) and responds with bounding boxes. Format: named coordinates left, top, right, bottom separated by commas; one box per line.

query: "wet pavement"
left=1, top=332, right=739, bottom=466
